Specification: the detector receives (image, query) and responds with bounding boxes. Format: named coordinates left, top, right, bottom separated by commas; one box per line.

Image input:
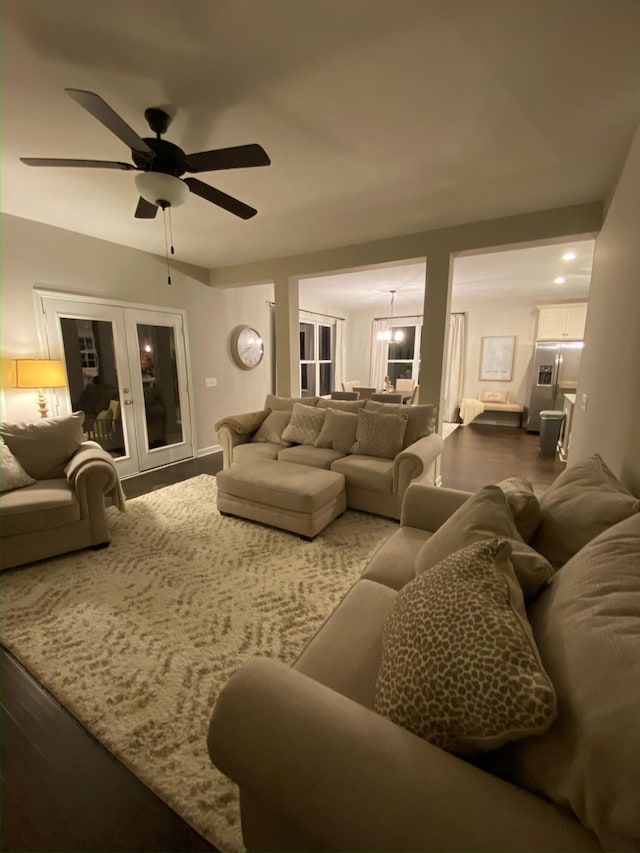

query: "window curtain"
left=443, top=313, right=466, bottom=422
left=370, top=319, right=390, bottom=389
left=334, top=318, right=346, bottom=390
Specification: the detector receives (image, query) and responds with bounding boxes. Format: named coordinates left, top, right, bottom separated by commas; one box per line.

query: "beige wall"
left=0, top=214, right=273, bottom=452
left=569, top=121, right=640, bottom=493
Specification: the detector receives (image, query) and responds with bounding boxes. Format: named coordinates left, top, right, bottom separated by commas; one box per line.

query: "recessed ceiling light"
left=554, top=276, right=565, bottom=284
left=562, top=251, right=577, bottom=261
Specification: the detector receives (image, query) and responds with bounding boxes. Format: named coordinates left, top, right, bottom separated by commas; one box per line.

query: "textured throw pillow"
left=414, top=485, right=554, bottom=603
left=351, top=409, right=408, bottom=460
left=314, top=408, right=359, bottom=454
left=375, top=539, right=557, bottom=756
left=364, top=400, right=435, bottom=448
left=480, top=390, right=509, bottom=403
left=0, top=437, right=36, bottom=492
left=281, top=402, right=326, bottom=446
left=505, top=513, right=640, bottom=851
left=0, top=412, right=85, bottom=480
left=532, top=453, right=640, bottom=568
left=251, top=410, right=292, bottom=446
left=264, top=394, right=318, bottom=411
left=496, top=477, right=542, bottom=543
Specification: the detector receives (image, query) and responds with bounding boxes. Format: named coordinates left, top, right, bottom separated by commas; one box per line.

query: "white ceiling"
left=299, top=238, right=595, bottom=311
left=1, top=0, right=639, bottom=272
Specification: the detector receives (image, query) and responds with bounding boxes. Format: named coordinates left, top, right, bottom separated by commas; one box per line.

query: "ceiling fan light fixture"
left=135, top=172, right=189, bottom=208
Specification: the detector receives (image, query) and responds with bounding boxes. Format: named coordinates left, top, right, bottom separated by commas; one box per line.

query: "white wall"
left=0, top=214, right=273, bottom=453
left=570, top=121, right=640, bottom=493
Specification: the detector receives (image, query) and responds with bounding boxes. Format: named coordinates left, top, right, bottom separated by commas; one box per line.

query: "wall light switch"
left=581, top=393, right=588, bottom=412
left=205, top=377, right=217, bottom=388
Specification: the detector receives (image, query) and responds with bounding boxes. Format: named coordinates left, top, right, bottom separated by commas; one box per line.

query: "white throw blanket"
left=459, top=397, right=485, bottom=425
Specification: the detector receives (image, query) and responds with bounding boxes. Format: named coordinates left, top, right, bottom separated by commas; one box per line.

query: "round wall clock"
left=230, top=325, right=264, bottom=370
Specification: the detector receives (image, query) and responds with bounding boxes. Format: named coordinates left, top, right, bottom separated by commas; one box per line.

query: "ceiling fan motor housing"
left=132, top=138, right=186, bottom=176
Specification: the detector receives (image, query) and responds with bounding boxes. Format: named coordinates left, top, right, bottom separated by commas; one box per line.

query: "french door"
left=40, top=294, right=193, bottom=477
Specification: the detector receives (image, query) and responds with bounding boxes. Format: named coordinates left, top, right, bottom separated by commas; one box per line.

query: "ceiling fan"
left=20, top=88, right=271, bottom=220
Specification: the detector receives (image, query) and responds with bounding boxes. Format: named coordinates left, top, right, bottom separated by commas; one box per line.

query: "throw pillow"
left=314, top=408, right=359, bottom=454
left=375, top=539, right=557, bottom=756
left=414, top=485, right=554, bottom=603
left=0, top=412, right=85, bottom=480
left=351, top=409, right=408, bottom=460
left=281, top=402, right=326, bottom=446
left=531, top=453, right=640, bottom=568
left=364, top=400, right=436, bottom=447
left=316, top=398, right=366, bottom=413
left=505, top=513, right=640, bottom=850
left=251, top=410, right=292, bottom=446
left=496, top=477, right=541, bottom=543
left=264, top=394, right=318, bottom=411
left=1, top=437, right=36, bottom=492
left=480, top=390, right=509, bottom=403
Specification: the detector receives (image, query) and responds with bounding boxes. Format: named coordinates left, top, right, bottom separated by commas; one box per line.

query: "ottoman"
left=216, top=460, right=346, bottom=539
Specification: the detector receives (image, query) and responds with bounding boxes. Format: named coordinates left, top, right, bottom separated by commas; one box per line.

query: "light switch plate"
left=581, top=393, right=588, bottom=411
left=205, top=377, right=217, bottom=388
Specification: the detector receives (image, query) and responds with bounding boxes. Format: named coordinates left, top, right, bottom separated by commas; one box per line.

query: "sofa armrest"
left=400, top=482, right=472, bottom=531
left=209, top=658, right=600, bottom=853
left=64, top=442, right=125, bottom=540
left=217, top=425, right=253, bottom=469
left=392, top=432, right=444, bottom=495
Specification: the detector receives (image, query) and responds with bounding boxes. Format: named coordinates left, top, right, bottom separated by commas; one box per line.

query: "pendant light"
left=376, top=290, right=405, bottom=342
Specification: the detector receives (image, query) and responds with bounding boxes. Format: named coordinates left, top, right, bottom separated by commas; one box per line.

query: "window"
left=300, top=321, right=333, bottom=396
left=387, top=324, right=420, bottom=385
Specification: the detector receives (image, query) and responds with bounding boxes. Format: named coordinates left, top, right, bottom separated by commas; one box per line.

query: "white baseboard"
left=197, top=444, right=222, bottom=458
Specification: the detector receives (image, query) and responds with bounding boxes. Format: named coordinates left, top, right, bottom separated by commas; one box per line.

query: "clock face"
left=232, top=326, right=264, bottom=369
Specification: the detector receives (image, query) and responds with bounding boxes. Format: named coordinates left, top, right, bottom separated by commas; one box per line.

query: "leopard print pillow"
left=375, top=538, right=557, bottom=756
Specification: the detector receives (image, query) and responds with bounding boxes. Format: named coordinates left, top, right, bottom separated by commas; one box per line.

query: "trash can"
left=539, top=410, right=565, bottom=457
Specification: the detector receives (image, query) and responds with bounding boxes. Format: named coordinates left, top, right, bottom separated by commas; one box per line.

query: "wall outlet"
left=581, top=393, right=588, bottom=412
left=205, top=377, right=217, bottom=388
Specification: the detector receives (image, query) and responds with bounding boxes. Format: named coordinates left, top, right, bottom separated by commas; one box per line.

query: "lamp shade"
left=135, top=172, right=189, bottom=208
left=15, top=359, right=67, bottom=389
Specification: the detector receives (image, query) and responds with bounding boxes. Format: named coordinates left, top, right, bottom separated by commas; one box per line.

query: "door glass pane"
left=388, top=326, right=416, bottom=361
left=60, top=317, right=125, bottom=458
left=319, top=363, right=332, bottom=396
left=300, top=323, right=315, bottom=360
left=136, top=324, right=183, bottom=449
left=319, top=325, right=331, bottom=360
left=300, top=364, right=316, bottom=397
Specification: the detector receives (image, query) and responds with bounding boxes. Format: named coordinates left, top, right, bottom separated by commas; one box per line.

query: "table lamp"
left=15, top=359, right=68, bottom=418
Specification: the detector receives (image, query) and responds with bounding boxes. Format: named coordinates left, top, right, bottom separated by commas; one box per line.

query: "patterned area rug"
left=1, top=475, right=397, bottom=851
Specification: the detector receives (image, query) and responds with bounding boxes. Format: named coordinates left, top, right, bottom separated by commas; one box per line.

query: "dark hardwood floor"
left=2, top=427, right=562, bottom=852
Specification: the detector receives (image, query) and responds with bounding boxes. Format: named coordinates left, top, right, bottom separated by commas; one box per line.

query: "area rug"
left=0, top=474, right=397, bottom=852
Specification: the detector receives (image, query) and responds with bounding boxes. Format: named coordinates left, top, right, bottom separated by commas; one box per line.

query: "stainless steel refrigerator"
left=526, top=340, right=584, bottom=432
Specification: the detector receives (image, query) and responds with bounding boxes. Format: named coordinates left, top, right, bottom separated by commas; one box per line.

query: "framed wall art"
left=479, top=335, right=515, bottom=381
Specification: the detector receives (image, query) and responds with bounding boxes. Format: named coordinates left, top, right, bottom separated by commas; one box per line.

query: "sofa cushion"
left=252, top=410, right=292, bottom=446
left=531, top=453, right=639, bottom=568
left=282, top=403, right=326, bottom=446
left=375, top=539, right=557, bottom=757
left=0, top=479, right=81, bottom=536
left=315, top=408, right=359, bottom=454
left=506, top=513, right=640, bottom=851
left=351, top=409, right=407, bottom=460
left=496, top=477, right=541, bottom=543
left=233, top=442, right=281, bottom=464
left=0, top=413, right=85, bottom=480
left=360, top=525, right=430, bottom=590
left=414, top=485, right=554, bottom=603
left=278, top=445, right=344, bottom=469
left=1, top=437, right=36, bottom=492
left=264, top=394, right=318, bottom=411
left=316, top=398, right=366, bottom=413
left=330, top=455, right=394, bottom=494
left=364, top=400, right=436, bottom=448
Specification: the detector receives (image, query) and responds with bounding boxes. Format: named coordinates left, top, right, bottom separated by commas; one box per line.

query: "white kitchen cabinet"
left=537, top=303, right=587, bottom=340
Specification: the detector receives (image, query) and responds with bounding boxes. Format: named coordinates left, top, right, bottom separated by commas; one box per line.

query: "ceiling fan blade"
left=185, top=144, right=270, bottom=173
left=134, top=197, right=158, bottom=219
left=65, top=88, right=154, bottom=157
left=184, top=178, right=257, bottom=219
left=21, top=157, right=135, bottom=170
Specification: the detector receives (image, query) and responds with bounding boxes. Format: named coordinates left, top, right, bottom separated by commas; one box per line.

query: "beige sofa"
left=1, top=413, right=126, bottom=570
left=215, top=394, right=444, bottom=521
left=208, top=455, right=640, bottom=852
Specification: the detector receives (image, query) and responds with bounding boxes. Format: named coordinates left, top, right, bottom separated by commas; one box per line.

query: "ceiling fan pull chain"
left=168, top=207, right=175, bottom=255
left=162, top=208, right=172, bottom=285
